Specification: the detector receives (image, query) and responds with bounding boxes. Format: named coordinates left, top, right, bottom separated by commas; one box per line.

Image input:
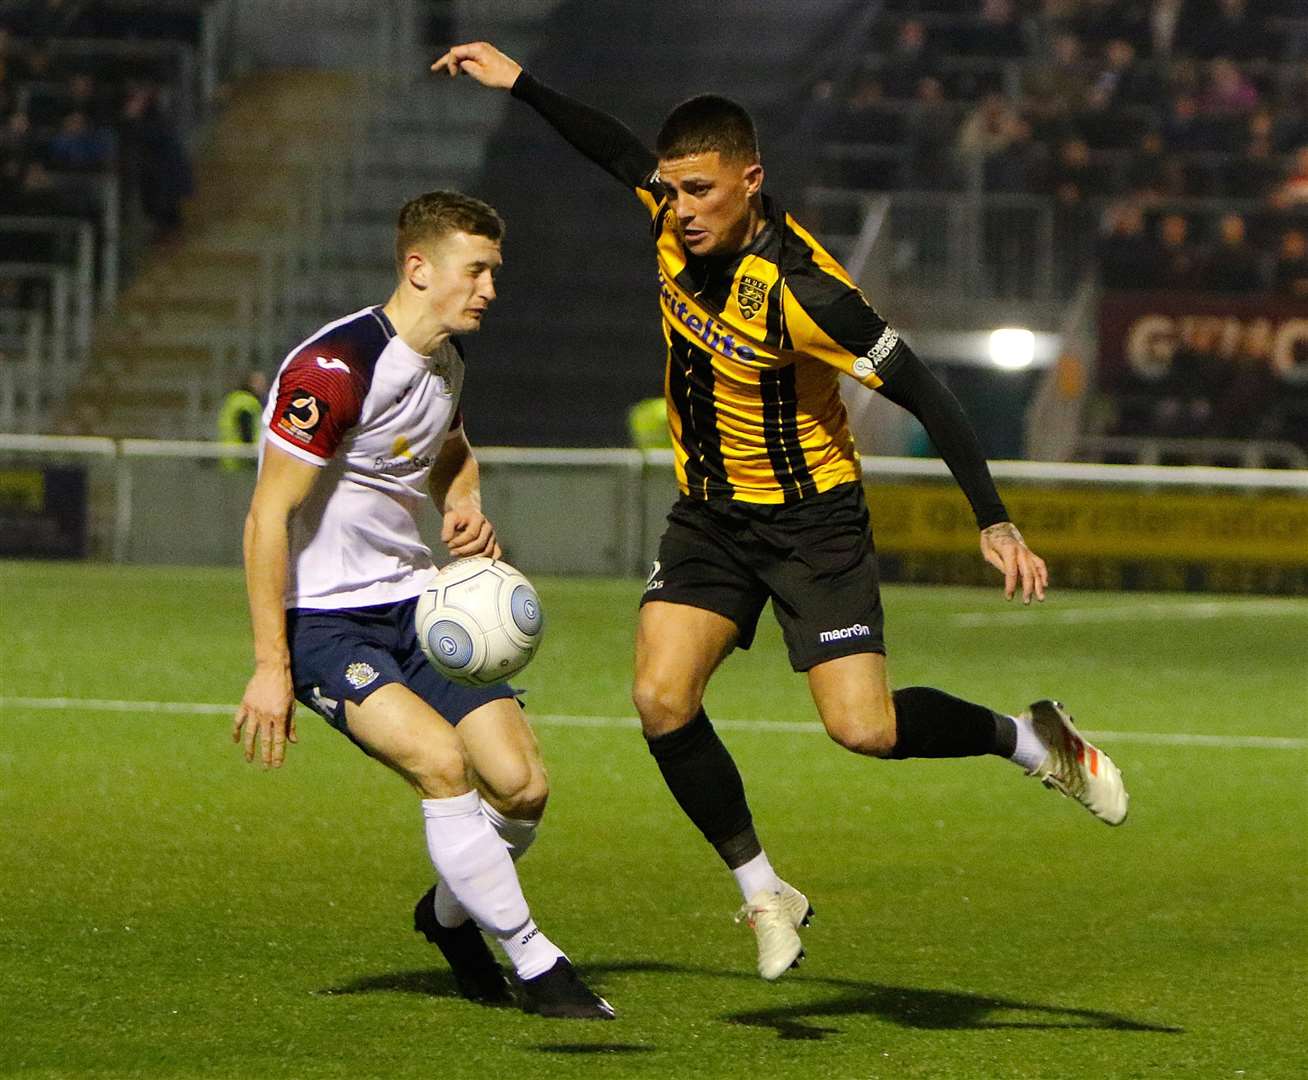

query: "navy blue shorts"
left=287, top=596, right=519, bottom=741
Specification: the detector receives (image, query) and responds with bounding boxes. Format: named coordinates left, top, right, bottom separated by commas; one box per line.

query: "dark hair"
left=395, top=190, right=504, bottom=272
left=656, top=94, right=759, bottom=164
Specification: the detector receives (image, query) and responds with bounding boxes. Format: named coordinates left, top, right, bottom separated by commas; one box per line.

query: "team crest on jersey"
left=344, top=661, right=379, bottom=689
left=736, top=276, right=769, bottom=321
left=278, top=388, right=327, bottom=443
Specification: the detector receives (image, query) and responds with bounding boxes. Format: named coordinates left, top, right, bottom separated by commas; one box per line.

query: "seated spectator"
left=46, top=110, right=114, bottom=171
left=834, top=77, right=902, bottom=146
left=956, top=93, right=1020, bottom=176
left=879, top=18, right=940, bottom=101
left=1227, top=124, right=1285, bottom=200
left=984, top=116, right=1047, bottom=192
left=1199, top=213, right=1266, bottom=293
left=1270, top=146, right=1308, bottom=209
left=1048, top=136, right=1112, bottom=202
left=1201, top=58, right=1259, bottom=118
left=1086, top=38, right=1157, bottom=112
left=969, top=0, right=1029, bottom=58
left=1274, top=228, right=1308, bottom=298
left=1098, top=200, right=1159, bottom=289
left=1023, top=32, right=1089, bottom=139
left=904, top=77, right=959, bottom=190
left=65, top=72, right=117, bottom=129
left=1148, top=213, right=1203, bottom=289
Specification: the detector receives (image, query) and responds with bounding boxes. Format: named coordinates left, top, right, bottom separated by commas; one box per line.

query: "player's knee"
left=632, top=674, right=701, bottom=738
left=494, top=763, right=549, bottom=821
left=406, top=742, right=471, bottom=799
left=823, top=699, right=897, bottom=758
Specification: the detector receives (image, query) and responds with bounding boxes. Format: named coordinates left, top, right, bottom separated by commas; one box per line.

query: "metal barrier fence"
left=2, top=437, right=1305, bottom=591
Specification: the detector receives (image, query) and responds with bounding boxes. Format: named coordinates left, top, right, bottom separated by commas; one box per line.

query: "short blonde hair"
left=394, top=190, right=504, bottom=274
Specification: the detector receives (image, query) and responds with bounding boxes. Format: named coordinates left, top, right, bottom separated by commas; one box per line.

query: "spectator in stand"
left=1228, top=116, right=1285, bottom=200
left=1098, top=200, right=1158, bottom=289
left=1086, top=38, right=1156, bottom=112
left=956, top=93, right=1020, bottom=179
left=1163, top=90, right=1240, bottom=154
left=904, top=76, right=959, bottom=190
left=1199, top=213, right=1266, bottom=293
left=65, top=72, right=117, bottom=129
left=1048, top=136, right=1111, bottom=203
left=1270, top=146, right=1308, bottom=209
left=971, top=0, right=1029, bottom=58
left=835, top=77, right=902, bottom=146
left=118, top=82, right=192, bottom=234
left=1181, top=0, right=1268, bottom=60
left=1201, top=58, right=1259, bottom=118
left=47, top=110, right=114, bottom=171
left=1022, top=32, right=1089, bottom=141
left=984, top=115, right=1046, bottom=193
left=880, top=18, right=939, bottom=101
left=1273, top=228, right=1308, bottom=299
left=1149, top=213, right=1203, bottom=289
left=1147, top=0, right=1186, bottom=60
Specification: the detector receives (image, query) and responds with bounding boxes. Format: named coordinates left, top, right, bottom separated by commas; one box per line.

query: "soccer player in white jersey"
left=232, top=191, right=614, bottom=1020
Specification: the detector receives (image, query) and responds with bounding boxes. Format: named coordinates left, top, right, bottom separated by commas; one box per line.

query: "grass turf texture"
left=2, top=561, right=1306, bottom=1080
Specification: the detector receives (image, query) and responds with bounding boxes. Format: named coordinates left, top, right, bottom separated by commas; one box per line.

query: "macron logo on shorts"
left=819, top=622, right=871, bottom=644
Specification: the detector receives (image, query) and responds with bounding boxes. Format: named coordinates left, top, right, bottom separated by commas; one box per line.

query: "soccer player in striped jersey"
left=435, top=44, right=1129, bottom=982
left=233, top=191, right=613, bottom=1019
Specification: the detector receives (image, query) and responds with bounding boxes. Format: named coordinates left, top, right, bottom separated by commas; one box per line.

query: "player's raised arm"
left=433, top=41, right=658, bottom=194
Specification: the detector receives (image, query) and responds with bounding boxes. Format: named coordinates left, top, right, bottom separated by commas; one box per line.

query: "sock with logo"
left=889, top=686, right=1014, bottom=759
left=646, top=709, right=762, bottom=869
left=433, top=797, right=541, bottom=928
left=498, top=917, right=566, bottom=980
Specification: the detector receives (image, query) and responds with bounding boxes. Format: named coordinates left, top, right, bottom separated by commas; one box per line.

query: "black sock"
left=645, top=709, right=761, bottom=869
left=889, top=686, right=1016, bottom=759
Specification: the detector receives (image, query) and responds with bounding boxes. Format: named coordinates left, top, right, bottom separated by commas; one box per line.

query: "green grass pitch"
left=2, top=561, right=1306, bottom=1079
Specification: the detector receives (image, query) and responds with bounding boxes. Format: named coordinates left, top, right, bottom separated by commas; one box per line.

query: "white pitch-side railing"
left=2, top=435, right=1306, bottom=571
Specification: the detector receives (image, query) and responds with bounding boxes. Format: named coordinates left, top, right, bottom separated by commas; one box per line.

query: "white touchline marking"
left=1, top=697, right=1305, bottom=750
left=950, top=599, right=1308, bottom=628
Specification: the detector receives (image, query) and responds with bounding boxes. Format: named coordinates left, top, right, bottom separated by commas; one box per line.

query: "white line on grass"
left=2, top=696, right=1305, bottom=750
left=950, top=599, right=1308, bottom=628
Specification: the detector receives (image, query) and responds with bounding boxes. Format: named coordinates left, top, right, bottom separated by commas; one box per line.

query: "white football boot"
left=1025, top=699, right=1129, bottom=826
left=736, top=881, right=814, bottom=980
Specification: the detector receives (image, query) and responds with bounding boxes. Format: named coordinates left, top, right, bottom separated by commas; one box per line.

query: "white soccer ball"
left=415, top=557, right=544, bottom=687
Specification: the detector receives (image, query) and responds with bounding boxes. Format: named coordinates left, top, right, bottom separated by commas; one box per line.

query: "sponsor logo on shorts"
left=344, top=661, right=379, bottom=689
left=645, top=559, right=664, bottom=591
left=818, top=622, right=871, bottom=643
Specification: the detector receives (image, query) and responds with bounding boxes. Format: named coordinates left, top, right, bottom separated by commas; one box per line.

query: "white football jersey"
left=261, top=306, right=465, bottom=610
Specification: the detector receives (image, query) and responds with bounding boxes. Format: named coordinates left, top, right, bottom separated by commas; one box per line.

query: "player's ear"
left=742, top=162, right=764, bottom=197
left=405, top=250, right=429, bottom=291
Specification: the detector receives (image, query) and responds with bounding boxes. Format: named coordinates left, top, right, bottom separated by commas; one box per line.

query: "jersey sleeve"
left=444, top=406, right=464, bottom=440
left=510, top=71, right=663, bottom=219
left=265, top=349, right=367, bottom=465
left=781, top=271, right=906, bottom=389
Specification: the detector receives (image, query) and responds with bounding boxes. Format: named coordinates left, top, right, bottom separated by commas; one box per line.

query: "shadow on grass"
left=320, top=961, right=1183, bottom=1042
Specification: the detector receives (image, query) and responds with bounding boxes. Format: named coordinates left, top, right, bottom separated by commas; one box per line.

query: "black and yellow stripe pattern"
left=635, top=188, right=902, bottom=504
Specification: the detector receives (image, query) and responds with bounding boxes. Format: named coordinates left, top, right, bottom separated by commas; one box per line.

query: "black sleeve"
left=510, top=71, right=659, bottom=191
left=874, top=345, right=1010, bottom=529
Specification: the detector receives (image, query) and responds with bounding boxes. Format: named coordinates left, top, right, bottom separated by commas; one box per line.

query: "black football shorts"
left=640, top=481, right=886, bottom=671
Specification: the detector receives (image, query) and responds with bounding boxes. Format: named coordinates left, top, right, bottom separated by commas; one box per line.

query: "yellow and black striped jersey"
left=511, top=71, right=1007, bottom=525
left=634, top=185, right=902, bottom=503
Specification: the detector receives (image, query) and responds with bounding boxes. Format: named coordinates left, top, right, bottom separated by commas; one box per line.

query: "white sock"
left=732, top=850, right=785, bottom=902
left=498, top=917, right=566, bottom=981
left=1009, top=713, right=1048, bottom=772
left=433, top=798, right=540, bottom=928
left=420, top=792, right=530, bottom=937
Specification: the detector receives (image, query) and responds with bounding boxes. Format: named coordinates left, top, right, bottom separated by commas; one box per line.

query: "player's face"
left=658, top=152, right=764, bottom=257
left=414, top=230, right=502, bottom=333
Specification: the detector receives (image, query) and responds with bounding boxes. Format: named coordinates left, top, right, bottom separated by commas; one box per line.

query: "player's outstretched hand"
left=980, top=521, right=1048, bottom=604
left=431, top=42, right=522, bottom=89
left=442, top=506, right=502, bottom=560
left=233, top=665, right=298, bottom=768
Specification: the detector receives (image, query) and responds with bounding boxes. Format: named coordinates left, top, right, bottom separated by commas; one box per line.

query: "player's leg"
left=346, top=685, right=612, bottom=1018
left=805, top=658, right=1128, bottom=824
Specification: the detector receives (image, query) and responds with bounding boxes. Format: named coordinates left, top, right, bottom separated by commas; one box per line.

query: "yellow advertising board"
left=865, top=482, right=1308, bottom=594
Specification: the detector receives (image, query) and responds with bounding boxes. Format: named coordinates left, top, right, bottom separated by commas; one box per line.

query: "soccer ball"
left=415, top=557, right=544, bottom=687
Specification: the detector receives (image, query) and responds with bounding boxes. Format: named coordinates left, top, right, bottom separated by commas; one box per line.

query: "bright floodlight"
left=989, top=328, right=1035, bottom=370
